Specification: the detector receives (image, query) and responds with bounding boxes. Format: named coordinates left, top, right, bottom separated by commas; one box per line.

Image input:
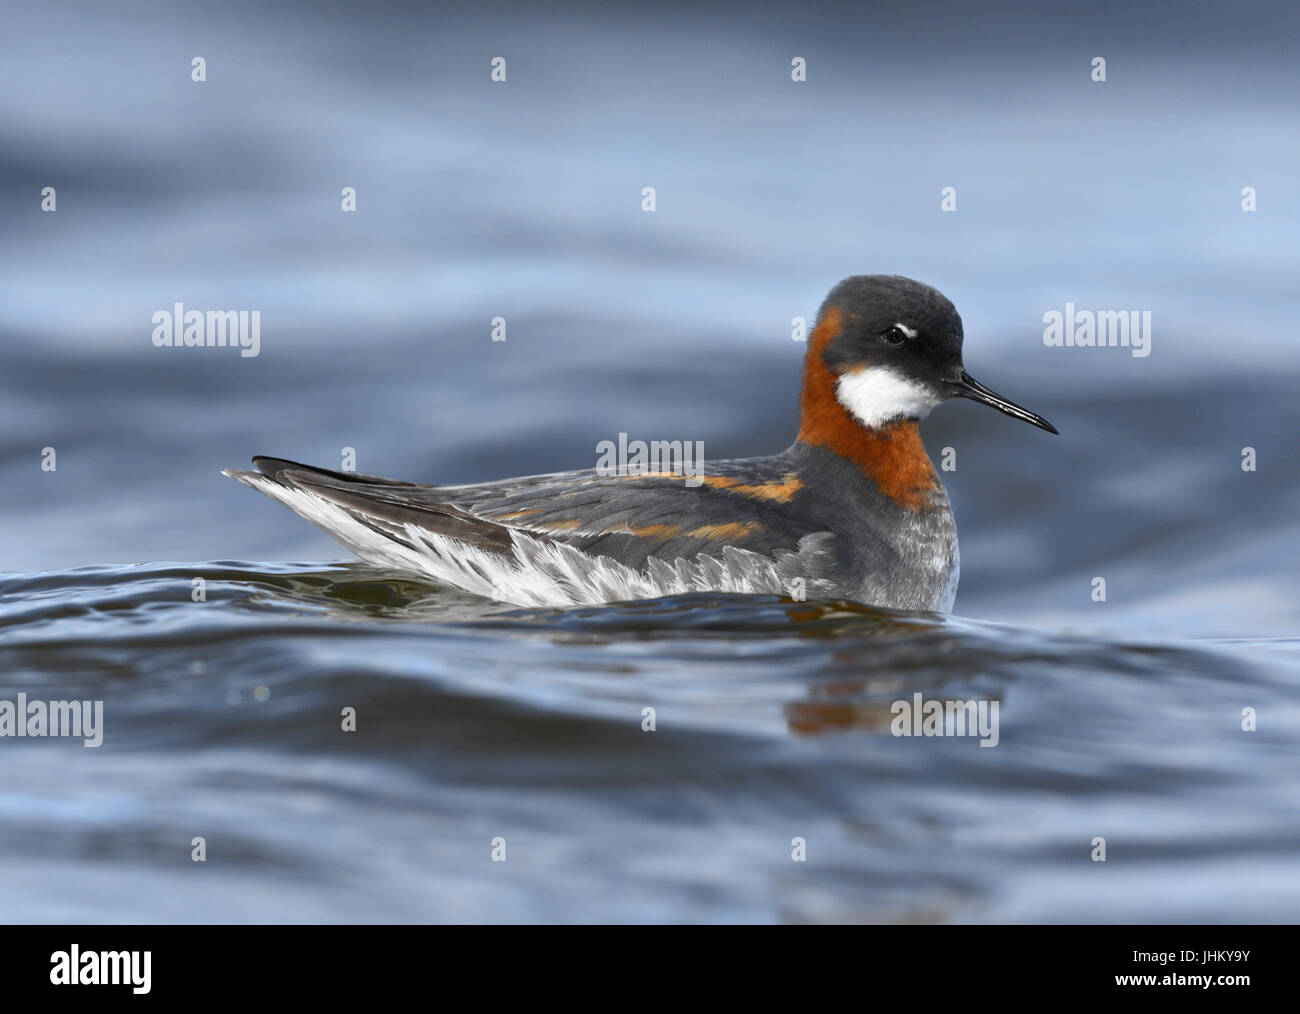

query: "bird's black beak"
left=953, top=371, right=1058, bottom=434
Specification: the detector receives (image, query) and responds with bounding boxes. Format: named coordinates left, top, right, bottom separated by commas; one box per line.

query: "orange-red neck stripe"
left=796, top=307, right=939, bottom=512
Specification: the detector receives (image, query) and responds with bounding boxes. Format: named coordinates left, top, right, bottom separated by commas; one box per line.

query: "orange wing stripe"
left=618, top=472, right=802, bottom=503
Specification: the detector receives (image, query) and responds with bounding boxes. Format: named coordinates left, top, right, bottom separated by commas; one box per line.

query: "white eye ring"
left=893, top=323, right=918, bottom=339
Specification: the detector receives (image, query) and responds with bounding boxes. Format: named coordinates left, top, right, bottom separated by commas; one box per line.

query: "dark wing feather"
left=249, top=455, right=825, bottom=569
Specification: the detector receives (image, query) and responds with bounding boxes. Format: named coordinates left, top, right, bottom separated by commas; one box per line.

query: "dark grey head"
left=813, top=274, right=1057, bottom=433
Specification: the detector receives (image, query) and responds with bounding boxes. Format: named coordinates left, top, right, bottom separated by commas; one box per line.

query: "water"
left=1, top=1, right=1298, bottom=922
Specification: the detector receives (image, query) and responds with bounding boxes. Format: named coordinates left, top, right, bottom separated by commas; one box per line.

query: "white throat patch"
left=835, top=367, right=942, bottom=429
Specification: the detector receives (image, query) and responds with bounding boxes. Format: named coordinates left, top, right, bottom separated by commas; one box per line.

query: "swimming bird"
left=225, top=275, right=1056, bottom=610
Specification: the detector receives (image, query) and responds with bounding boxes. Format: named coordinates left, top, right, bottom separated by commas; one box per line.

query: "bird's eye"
left=881, top=326, right=908, bottom=346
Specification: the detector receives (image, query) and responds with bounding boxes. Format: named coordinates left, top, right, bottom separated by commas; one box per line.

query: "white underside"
left=836, top=367, right=942, bottom=428
left=227, top=471, right=832, bottom=607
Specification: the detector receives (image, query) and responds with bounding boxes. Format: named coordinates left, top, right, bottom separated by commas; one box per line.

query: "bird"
left=224, top=275, right=1056, bottom=611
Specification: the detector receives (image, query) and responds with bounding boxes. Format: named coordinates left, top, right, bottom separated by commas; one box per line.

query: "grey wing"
left=230, top=455, right=839, bottom=596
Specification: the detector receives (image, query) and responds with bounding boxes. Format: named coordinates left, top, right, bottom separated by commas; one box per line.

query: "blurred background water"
left=0, top=0, right=1297, bottom=922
